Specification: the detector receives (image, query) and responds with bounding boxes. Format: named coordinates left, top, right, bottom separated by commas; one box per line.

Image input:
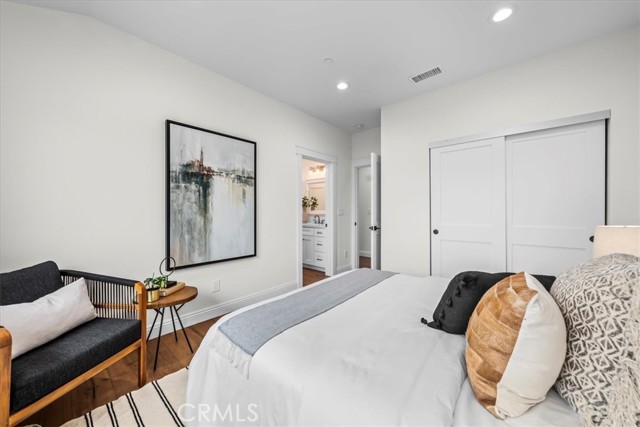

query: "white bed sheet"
left=185, top=272, right=578, bottom=427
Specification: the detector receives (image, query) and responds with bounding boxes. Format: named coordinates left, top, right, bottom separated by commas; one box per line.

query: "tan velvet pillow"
left=466, top=272, right=566, bottom=419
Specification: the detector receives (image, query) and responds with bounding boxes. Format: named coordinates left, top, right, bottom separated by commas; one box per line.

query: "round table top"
left=147, top=285, right=198, bottom=309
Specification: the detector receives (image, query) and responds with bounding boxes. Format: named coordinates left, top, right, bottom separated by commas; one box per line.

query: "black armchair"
left=0, top=261, right=147, bottom=427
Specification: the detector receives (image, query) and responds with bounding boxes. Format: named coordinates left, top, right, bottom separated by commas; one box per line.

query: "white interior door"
left=370, top=153, right=381, bottom=270
left=506, top=120, right=605, bottom=275
left=430, top=137, right=507, bottom=277
left=351, top=158, right=372, bottom=270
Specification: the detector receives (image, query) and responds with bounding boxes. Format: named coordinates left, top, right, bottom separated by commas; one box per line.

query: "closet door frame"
left=429, top=110, right=609, bottom=151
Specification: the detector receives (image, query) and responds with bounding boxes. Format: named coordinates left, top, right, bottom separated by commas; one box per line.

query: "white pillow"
left=0, top=277, right=97, bottom=359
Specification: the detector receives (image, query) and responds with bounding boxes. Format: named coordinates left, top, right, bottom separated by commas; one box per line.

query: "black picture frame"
left=166, top=120, right=256, bottom=269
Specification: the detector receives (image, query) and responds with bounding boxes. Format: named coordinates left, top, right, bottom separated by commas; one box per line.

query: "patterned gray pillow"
left=550, top=253, right=640, bottom=426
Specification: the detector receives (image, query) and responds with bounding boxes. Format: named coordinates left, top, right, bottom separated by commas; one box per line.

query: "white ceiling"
left=14, top=0, right=640, bottom=133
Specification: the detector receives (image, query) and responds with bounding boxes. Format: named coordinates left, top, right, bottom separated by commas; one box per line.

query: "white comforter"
left=185, top=273, right=578, bottom=427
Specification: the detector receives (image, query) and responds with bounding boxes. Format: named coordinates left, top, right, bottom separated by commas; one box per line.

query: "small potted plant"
left=144, top=274, right=168, bottom=302
left=309, top=196, right=319, bottom=211
left=302, top=196, right=310, bottom=211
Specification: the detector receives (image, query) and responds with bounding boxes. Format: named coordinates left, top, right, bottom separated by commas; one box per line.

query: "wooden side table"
left=146, top=285, right=198, bottom=370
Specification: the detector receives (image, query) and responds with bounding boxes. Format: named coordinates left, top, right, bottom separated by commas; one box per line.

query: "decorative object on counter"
left=309, top=196, right=318, bottom=210
left=166, top=120, right=256, bottom=269
left=159, top=282, right=185, bottom=297
left=302, top=195, right=318, bottom=210
left=143, top=278, right=161, bottom=303
left=144, top=257, right=176, bottom=302
left=159, top=256, right=177, bottom=287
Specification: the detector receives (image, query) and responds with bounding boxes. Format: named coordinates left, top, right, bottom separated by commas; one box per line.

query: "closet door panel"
left=510, top=245, right=589, bottom=278
left=506, top=120, right=605, bottom=276
left=430, top=137, right=506, bottom=277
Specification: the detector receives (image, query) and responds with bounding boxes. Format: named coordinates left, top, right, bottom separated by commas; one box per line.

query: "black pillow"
left=424, top=271, right=556, bottom=335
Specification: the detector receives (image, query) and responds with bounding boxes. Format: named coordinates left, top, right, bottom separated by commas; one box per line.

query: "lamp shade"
left=593, top=225, right=640, bottom=258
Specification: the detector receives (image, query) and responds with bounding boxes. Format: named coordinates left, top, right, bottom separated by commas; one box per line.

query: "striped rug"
left=62, top=368, right=188, bottom=427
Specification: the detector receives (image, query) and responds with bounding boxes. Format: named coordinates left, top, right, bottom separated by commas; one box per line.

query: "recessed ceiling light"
left=337, top=81, right=349, bottom=90
left=323, top=57, right=334, bottom=65
left=491, top=7, right=513, bottom=22
left=355, top=124, right=364, bottom=129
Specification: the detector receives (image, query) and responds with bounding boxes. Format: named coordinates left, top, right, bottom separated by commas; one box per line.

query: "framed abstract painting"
left=166, top=120, right=256, bottom=269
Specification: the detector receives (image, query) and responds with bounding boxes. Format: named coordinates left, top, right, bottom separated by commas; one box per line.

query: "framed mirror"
left=306, top=178, right=326, bottom=214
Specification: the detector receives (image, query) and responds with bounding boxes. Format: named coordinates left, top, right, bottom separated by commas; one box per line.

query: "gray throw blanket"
left=213, top=268, right=396, bottom=376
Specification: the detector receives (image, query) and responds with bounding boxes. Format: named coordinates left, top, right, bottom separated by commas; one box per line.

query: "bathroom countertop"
left=303, top=223, right=325, bottom=228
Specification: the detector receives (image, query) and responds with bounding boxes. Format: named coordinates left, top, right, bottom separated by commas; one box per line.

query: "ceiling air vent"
left=411, top=67, right=442, bottom=83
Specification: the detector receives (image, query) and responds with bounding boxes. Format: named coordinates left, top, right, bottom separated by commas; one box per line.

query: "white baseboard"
left=359, top=250, right=371, bottom=257
left=146, top=281, right=298, bottom=339
left=302, top=264, right=325, bottom=272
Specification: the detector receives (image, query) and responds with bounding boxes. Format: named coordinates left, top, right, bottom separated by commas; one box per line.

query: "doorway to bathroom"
left=302, top=158, right=328, bottom=284
left=295, top=147, right=336, bottom=287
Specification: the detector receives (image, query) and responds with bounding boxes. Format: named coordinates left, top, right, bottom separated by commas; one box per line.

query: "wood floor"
left=302, top=267, right=327, bottom=286
left=303, top=256, right=371, bottom=286
left=23, top=317, right=220, bottom=427
left=359, top=256, right=371, bottom=269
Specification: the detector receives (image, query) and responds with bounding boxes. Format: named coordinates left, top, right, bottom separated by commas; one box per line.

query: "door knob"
left=589, top=235, right=594, bottom=242
left=369, top=226, right=380, bottom=231
left=433, top=229, right=439, bottom=235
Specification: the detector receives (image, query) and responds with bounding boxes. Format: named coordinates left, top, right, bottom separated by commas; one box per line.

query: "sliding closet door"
left=506, top=120, right=605, bottom=276
left=430, top=137, right=506, bottom=277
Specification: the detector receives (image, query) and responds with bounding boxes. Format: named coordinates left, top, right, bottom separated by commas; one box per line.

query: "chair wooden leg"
left=0, top=328, right=11, bottom=427
left=138, top=344, right=147, bottom=387
left=135, top=282, right=147, bottom=388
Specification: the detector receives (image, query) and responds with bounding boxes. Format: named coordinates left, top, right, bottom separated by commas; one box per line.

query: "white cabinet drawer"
left=302, top=228, right=313, bottom=236
left=314, top=252, right=325, bottom=266
left=314, top=238, right=325, bottom=253
left=314, top=228, right=326, bottom=237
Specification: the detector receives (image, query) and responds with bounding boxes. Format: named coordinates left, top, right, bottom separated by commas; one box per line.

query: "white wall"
left=352, top=127, right=381, bottom=159
left=381, top=26, right=640, bottom=276
left=0, top=2, right=352, bottom=321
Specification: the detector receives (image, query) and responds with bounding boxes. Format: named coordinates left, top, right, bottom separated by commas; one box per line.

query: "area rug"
left=62, top=368, right=188, bottom=427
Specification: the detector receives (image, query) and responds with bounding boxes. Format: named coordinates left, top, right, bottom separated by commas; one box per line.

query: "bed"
left=184, top=270, right=580, bottom=426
